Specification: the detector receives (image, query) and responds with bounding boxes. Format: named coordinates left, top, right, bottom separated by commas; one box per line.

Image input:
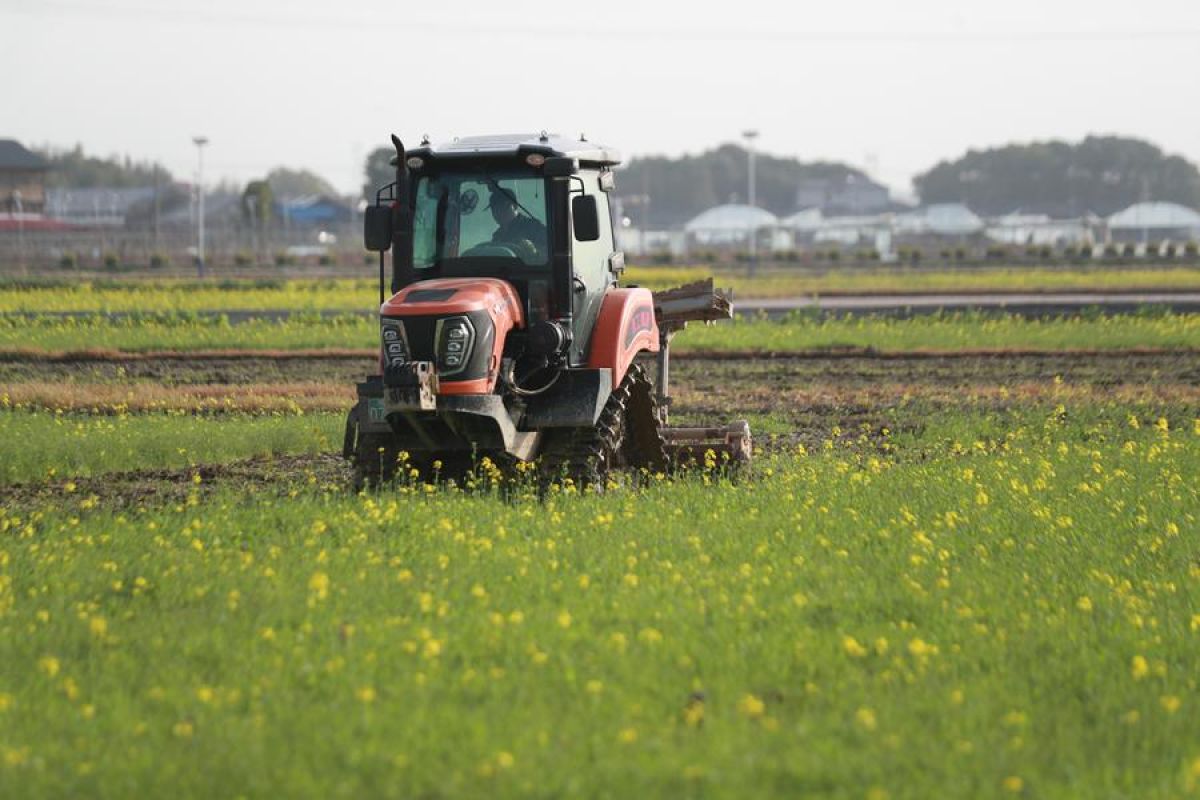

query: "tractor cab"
left=365, top=133, right=623, bottom=366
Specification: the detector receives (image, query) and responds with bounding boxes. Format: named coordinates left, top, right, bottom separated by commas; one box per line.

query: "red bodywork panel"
left=381, top=278, right=524, bottom=395
left=586, top=287, right=660, bottom=387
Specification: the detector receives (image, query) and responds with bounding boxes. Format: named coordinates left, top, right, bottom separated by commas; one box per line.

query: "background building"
left=0, top=139, right=50, bottom=216
left=795, top=174, right=891, bottom=215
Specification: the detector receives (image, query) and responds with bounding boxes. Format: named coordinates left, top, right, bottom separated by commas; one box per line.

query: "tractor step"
left=661, top=420, right=752, bottom=467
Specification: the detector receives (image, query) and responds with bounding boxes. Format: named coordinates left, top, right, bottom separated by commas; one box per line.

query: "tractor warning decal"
left=625, top=304, right=655, bottom=348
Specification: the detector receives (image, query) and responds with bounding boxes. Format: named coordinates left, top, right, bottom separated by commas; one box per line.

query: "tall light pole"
left=742, top=129, right=760, bottom=272
left=193, top=136, right=209, bottom=277
left=12, top=190, right=25, bottom=276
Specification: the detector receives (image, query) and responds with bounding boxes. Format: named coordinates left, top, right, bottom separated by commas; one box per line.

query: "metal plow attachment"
left=647, top=279, right=753, bottom=471
left=662, top=420, right=753, bottom=469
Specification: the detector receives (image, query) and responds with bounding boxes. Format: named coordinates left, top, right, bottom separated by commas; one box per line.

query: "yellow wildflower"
left=856, top=707, right=878, bottom=731
left=842, top=636, right=869, bottom=658
left=737, top=693, right=765, bottom=719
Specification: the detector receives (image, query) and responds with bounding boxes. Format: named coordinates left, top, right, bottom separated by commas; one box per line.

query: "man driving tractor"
left=487, top=186, right=547, bottom=262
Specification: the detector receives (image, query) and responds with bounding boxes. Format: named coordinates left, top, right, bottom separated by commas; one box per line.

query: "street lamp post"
left=12, top=190, right=25, bottom=276
left=742, top=129, right=760, bottom=274
left=193, top=136, right=209, bottom=277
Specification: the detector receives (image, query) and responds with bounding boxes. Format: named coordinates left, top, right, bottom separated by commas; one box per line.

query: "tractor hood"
left=381, top=277, right=524, bottom=323
left=380, top=278, right=524, bottom=394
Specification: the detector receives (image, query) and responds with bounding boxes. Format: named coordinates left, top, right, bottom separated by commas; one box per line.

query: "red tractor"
left=344, top=133, right=750, bottom=486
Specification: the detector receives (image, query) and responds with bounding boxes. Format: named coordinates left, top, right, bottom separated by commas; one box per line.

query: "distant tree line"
left=37, top=145, right=174, bottom=189
left=46, top=136, right=1199, bottom=226
left=36, top=146, right=340, bottom=200
left=615, top=144, right=865, bottom=228
left=914, top=136, right=1200, bottom=217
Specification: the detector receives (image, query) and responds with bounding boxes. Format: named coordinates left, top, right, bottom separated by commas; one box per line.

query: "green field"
left=2, top=273, right=1199, bottom=797
left=4, top=310, right=1199, bottom=355
left=2, top=265, right=1199, bottom=312
left=0, top=411, right=342, bottom=484
left=1, top=407, right=1198, bottom=798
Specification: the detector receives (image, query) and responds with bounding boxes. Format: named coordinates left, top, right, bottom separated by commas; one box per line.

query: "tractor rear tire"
left=539, top=364, right=665, bottom=488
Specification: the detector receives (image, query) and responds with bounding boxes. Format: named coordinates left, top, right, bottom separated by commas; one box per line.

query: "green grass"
left=677, top=309, right=1200, bottom=353
left=0, top=407, right=1197, bottom=797
left=3, top=310, right=1199, bottom=355
left=0, top=312, right=376, bottom=353
left=2, top=266, right=1200, bottom=311
left=0, top=410, right=343, bottom=483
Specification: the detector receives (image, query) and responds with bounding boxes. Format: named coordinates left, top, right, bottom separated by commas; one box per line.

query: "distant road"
left=5, top=292, right=1200, bottom=322
left=736, top=292, right=1200, bottom=317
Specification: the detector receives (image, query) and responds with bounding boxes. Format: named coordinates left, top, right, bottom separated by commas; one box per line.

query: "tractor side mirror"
left=572, top=195, right=601, bottom=242
left=364, top=206, right=393, bottom=252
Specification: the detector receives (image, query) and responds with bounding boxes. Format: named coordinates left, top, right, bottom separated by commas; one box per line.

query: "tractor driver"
left=488, top=188, right=547, bottom=263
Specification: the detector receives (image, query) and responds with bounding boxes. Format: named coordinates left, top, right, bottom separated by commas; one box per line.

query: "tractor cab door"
left=569, top=169, right=617, bottom=363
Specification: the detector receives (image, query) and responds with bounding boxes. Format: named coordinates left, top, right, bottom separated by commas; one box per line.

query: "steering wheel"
left=461, top=243, right=521, bottom=259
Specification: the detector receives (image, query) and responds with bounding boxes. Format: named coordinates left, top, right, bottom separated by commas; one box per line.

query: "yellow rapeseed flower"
left=1002, top=776, right=1023, bottom=793
left=1131, top=655, right=1150, bottom=680
left=737, top=693, right=765, bottom=719
left=856, top=707, right=878, bottom=731
left=908, top=638, right=938, bottom=658
left=618, top=727, right=638, bottom=744
left=356, top=686, right=377, bottom=704
left=308, top=571, right=330, bottom=601
left=842, top=636, right=869, bottom=658
left=38, top=656, right=60, bottom=678
left=1161, top=695, right=1181, bottom=714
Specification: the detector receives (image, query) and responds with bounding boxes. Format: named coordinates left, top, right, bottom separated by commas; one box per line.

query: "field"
left=2, top=263, right=1200, bottom=313
left=1, top=279, right=1199, bottom=798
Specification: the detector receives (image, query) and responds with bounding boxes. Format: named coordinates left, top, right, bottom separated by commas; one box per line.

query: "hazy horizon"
left=4, top=0, right=1199, bottom=198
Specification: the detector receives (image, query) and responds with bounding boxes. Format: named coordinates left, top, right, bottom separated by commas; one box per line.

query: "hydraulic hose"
left=502, top=358, right=562, bottom=397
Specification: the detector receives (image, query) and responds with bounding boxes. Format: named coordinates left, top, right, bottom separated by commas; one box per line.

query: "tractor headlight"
left=380, top=318, right=409, bottom=369
left=436, top=316, right=475, bottom=377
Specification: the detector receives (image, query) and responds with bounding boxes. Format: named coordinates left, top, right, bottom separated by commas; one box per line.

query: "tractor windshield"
left=412, top=171, right=550, bottom=270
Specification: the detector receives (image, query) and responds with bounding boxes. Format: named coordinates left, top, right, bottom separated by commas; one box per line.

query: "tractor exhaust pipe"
left=390, top=135, right=415, bottom=294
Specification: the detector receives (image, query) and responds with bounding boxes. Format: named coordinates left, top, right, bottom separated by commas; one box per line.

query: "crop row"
left=3, top=266, right=1200, bottom=311
left=2, top=311, right=1198, bottom=355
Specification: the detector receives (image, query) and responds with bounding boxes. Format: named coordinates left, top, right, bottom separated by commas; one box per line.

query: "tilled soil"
left=3, top=350, right=1197, bottom=388
left=0, top=453, right=352, bottom=511
left=3, top=350, right=1196, bottom=509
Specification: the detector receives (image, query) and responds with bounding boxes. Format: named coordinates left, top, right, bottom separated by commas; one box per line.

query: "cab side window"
left=572, top=172, right=613, bottom=290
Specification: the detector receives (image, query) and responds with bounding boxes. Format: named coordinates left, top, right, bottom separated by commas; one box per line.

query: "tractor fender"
left=586, top=287, right=660, bottom=388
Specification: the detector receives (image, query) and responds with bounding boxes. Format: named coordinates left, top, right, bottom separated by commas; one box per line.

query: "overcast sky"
left=4, top=0, right=1199, bottom=198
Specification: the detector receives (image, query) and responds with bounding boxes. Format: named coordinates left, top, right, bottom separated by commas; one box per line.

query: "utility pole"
left=152, top=164, right=160, bottom=256
left=742, top=129, right=760, bottom=274
left=13, top=190, right=25, bottom=276
left=193, top=136, right=209, bottom=277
